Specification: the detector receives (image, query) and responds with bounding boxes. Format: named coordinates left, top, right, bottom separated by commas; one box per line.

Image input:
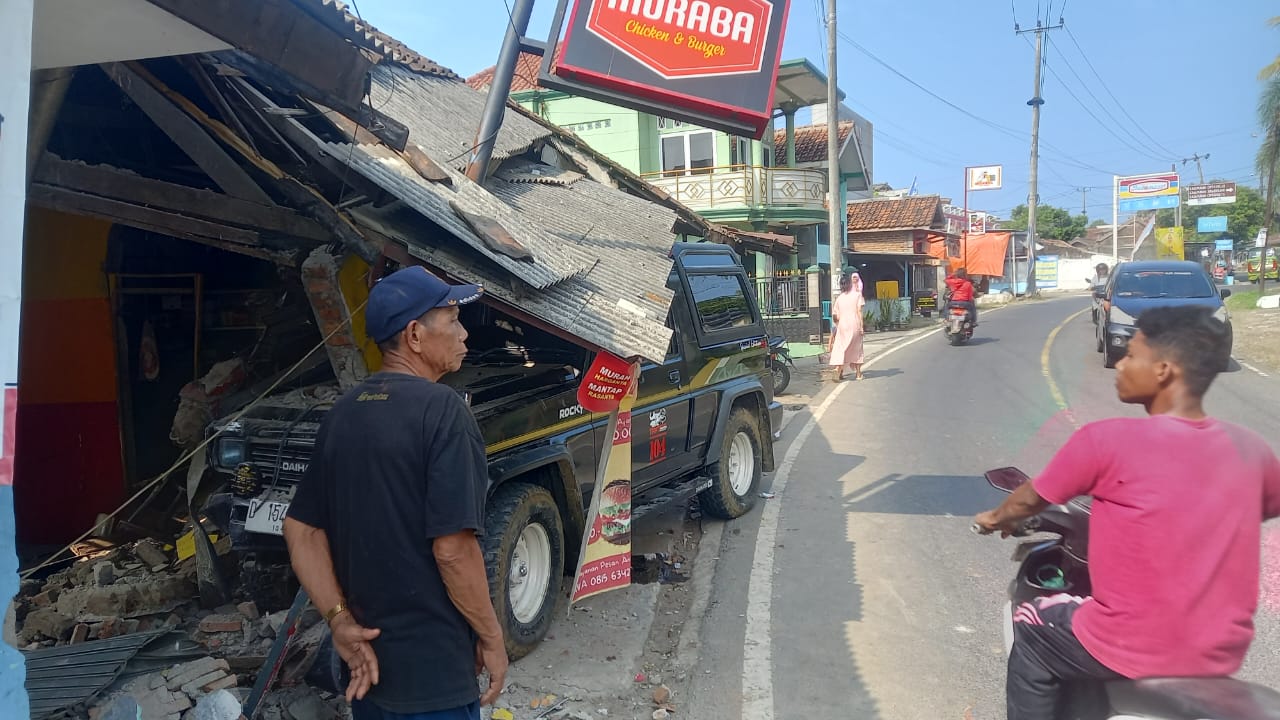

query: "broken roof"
left=290, top=0, right=459, bottom=79
left=846, top=195, right=945, bottom=233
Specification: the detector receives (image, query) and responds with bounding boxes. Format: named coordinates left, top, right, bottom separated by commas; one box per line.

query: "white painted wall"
left=0, top=1, right=33, bottom=710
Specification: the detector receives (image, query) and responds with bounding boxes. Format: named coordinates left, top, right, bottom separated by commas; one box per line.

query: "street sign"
left=1196, top=215, right=1228, bottom=233
left=549, top=0, right=790, bottom=138
left=966, top=165, right=1003, bottom=191
left=1258, top=228, right=1269, bottom=248
left=1186, top=181, right=1236, bottom=206
left=1215, top=238, right=1234, bottom=251
left=1118, top=172, right=1180, bottom=212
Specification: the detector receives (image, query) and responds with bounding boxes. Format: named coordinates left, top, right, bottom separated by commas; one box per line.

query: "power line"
left=1062, top=24, right=1180, bottom=158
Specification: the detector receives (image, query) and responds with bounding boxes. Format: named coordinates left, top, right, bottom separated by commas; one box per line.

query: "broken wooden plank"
left=101, top=62, right=273, bottom=205
left=28, top=184, right=298, bottom=265
left=448, top=201, right=534, bottom=262
left=36, top=154, right=330, bottom=243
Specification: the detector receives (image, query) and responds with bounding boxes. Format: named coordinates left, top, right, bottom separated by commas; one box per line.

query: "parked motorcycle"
left=942, top=292, right=974, bottom=346
left=975, top=467, right=1280, bottom=719
left=768, top=335, right=794, bottom=396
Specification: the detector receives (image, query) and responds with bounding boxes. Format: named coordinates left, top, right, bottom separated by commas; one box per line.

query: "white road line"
left=1238, top=359, right=1272, bottom=378
left=740, top=325, right=946, bottom=720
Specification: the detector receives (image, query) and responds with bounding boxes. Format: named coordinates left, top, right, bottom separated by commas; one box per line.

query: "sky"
left=349, top=0, right=1276, bottom=222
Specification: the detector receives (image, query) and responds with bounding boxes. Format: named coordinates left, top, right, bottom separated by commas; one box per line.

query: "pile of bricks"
left=92, top=657, right=241, bottom=720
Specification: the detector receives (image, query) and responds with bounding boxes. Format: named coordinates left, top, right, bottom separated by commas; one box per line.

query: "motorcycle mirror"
left=985, top=467, right=1031, bottom=493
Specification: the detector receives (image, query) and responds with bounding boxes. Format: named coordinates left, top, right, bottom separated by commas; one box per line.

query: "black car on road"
left=1094, top=260, right=1233, bottom=369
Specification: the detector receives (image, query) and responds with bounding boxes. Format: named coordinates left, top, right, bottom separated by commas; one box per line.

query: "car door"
left=632, top=284, right=695, bottom=492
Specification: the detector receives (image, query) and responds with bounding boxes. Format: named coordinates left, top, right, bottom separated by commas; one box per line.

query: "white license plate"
left=246, top=499, right=289, bottom=536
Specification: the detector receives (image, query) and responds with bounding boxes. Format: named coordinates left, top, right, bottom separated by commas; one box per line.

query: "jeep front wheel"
left=482, top=482, right=564, bottom=660
left=699, top=408, right=763, bottom=519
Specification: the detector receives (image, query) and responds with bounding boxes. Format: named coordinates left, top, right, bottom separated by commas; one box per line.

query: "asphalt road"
left=681, top=296, right=1280, bottom=720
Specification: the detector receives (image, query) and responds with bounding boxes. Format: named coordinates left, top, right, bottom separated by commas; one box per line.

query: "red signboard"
left=547, top=0, right=790, bottom=138
left=577, top=351, right=637, bottom=413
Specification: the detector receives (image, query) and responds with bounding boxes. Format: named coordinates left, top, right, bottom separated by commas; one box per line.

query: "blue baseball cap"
left=366, top=267, right=483, bottom=344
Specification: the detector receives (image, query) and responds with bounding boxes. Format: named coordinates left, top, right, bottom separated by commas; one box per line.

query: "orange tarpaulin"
left=954, top=231, right=1010, bottom=276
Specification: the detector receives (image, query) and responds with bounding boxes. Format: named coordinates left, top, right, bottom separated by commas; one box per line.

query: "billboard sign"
left=1155, top=226, right=1185, bottom=261
left=1119, top=172, right=1180, bottom=212
left=1215, top=238, right=1234, bottom=251
left=546, top=0, right=791, bottom=138
left=1186, top=181, right=1236, bottom=206
left=966, top=165, right=1003, bottom=191
left=1196, top=215, right=1228, bottom=233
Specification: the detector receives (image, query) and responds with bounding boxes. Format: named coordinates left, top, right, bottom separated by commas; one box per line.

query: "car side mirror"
left=1220, top=288, right=1232, bottom=299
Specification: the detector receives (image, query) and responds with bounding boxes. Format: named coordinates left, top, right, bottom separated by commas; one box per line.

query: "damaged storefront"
left=9, top=4, right=746, bottom=716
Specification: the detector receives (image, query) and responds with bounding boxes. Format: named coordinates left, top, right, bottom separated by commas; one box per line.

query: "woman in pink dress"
left=828, top=272, right=866, bottom=381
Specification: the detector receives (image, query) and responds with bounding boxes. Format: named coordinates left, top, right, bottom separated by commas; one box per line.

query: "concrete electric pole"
left=1017, top=19, right=1062, bottom=292
left=825, top=0, right=842, bottom=297
left=1181, top=153, right=1210, bottom=185
left=1076, top=186, right=1091, bottom=216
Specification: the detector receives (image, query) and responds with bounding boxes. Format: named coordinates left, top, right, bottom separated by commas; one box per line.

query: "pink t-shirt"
left=1033, top=415, right=1280, bottom=679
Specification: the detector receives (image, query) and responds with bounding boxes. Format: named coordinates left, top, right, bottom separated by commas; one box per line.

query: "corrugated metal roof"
left=351, top=201, right=674, bottom=363
left=25, top=630, right=168, bottom=719
left=368, top=66, right=550, bottom=172
left=319, top=141, right=590, bottom=289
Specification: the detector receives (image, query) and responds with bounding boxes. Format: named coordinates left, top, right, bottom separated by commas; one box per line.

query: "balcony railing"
left=641, top=165, right=827, bottom=213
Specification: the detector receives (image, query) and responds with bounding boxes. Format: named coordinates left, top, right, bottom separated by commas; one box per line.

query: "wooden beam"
left=28, top=184, right=299, bottom=266
left=101, top=62, right=273, bottom=205
left=36, top=154, right=330, bottom=243
left=144, top=0, right=373, bottom=109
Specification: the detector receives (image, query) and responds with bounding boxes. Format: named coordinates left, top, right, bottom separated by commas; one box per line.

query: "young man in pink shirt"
left=974, top=305, right=1280, bottom=719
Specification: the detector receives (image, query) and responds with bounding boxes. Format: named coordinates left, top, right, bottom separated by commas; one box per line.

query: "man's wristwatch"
left=324, top=602, right=348, bottom=624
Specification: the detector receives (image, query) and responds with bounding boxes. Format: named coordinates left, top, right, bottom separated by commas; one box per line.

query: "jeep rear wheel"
left=482, top=482, right=564, bottom=660
left=699, top=408, right=763, bottom=519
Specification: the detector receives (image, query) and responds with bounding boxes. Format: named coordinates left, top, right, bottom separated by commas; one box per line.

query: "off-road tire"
left=482, top=482, right=564, bottom=660
left=699, top=408, right=763, bottom=519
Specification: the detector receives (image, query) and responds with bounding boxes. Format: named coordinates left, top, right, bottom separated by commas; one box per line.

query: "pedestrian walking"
left=828, top=272, right=866, bottom=381
left=282, top=266, right=505, bottom=720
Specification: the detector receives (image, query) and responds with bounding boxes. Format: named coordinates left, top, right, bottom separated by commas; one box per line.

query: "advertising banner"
left=967, top=211, right=988, bottom=235
left=1035, top=255, right=1059, bottom=289
left=966, top=165, right=1003, bottom=191
left=1119, top=173, right=1180, bottom=212
left=1155, top=227, right=1185, bottom=260
left=1215, top=239, right=1235, bottom=252
left=548, top=0, right=791, bottom=137
left=1186, top=182, right=1236, bottom=206
left=570, top=360, right=639, bottom=606
left=1196, top=215, right=1228, bottom=233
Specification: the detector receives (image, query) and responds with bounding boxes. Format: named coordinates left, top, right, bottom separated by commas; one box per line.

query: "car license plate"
left=246, top=499, right=289, bottom=536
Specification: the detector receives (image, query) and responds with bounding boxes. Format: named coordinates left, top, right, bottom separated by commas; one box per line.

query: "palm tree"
left=1258, top=75, right=1280, bottom=295
left=1261, top=16, right=1280, bottom=80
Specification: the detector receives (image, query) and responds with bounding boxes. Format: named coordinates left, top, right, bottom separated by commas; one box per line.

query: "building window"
left=661, top=131, right=715, bottom=176
left=688, top=273, right=753, bottom=332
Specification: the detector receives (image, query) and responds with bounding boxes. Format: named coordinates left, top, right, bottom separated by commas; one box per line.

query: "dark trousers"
left=351, top=699, right=481, bottom=720
left=1007, top=599, right=1123, bottom=720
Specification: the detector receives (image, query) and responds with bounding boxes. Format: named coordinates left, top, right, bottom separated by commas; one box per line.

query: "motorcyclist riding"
left=974, top=306, right=1280, bottom=720
left=944, top=268, right=977, bottom=327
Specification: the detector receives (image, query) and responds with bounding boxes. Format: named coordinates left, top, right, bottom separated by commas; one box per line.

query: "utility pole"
left=1076, top=186, right=1091, bottom=216
left=466, top=0, right=536, bottom=183
left=1017, top=18, right=1063, bottom=293
left=1181, top=153, right=1210, bottom=185
left=825, top=0, right=842, bottom=298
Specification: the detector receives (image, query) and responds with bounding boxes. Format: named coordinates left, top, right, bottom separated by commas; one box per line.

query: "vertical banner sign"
left=0, top=0, right=33, bottom=714
left=548, top=0, right=791, bottom=138
left=1155, top=227, right=1185, bottom=261
left=1035, top=255, right=1060, bottom=289
left=571, top=353, right=640, bottom=606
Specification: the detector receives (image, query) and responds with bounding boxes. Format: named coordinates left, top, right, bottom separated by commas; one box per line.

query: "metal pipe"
left=465, top=0, right=536, bottom=184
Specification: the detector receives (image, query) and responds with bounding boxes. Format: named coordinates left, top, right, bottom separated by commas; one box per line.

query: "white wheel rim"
left=509, top=522, right=552, bottom=624
left=728, top=431, right=755, bottom=496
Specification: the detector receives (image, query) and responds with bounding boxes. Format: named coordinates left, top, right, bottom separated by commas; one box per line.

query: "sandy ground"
left=1234, top=309, right=1280, bottom=373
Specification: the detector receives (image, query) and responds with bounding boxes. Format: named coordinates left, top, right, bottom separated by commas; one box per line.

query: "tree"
left=1258, top=74, right=1280, bottom=296
left=1005, top=204, right=1089, bottom=242
left=1260, top=16, right=1280, bottom=80
left=1155, top=183, right=1267, bottom=254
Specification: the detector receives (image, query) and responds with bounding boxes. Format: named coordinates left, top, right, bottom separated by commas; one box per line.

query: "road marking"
left=1040, top=308, right=1090, bottom=428
left=740, top=326, right=946, bottom=720
left=1238, top=360, right=1272, bottom=379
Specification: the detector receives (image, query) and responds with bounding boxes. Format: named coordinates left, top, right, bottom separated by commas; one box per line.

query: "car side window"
left=665, top=311, right=680, bottom=360
left=687, top=273, right=754, bottom=333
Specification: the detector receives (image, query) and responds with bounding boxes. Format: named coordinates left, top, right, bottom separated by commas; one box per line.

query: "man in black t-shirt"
left=283, top=267, right=503, bottom=720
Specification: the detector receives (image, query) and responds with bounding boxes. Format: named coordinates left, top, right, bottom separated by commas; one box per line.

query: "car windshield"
left=1112, top=270, right=1215, bottom=299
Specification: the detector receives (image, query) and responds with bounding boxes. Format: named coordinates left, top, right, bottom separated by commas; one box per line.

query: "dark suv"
left=201, top=243, right=783, bottom=658
left=1094, top=260, right=1232, bottom=369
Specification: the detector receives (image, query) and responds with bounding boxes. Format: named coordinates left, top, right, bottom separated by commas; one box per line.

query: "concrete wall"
left=0, top=0, right=33, bottom=710
left=519, top=93, right=649, bottom=174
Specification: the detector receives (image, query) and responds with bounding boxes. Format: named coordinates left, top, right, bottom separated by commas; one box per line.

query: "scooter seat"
left=1105, top=677, right=1280, bottom=719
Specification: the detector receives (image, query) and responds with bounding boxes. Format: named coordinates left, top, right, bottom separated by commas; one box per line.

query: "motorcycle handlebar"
left=971, top=516, right=1041, bottom=537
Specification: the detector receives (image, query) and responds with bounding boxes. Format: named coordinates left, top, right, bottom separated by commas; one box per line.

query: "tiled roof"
left=466, top=52, right=546, bottom=92
left=291, top=0, right=458, bottom=79
left=846, top=195, right=943, bottom=232
left=773, top=121, right=853, bottom=165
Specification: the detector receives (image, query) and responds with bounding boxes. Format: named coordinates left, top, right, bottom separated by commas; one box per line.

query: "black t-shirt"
left=287, top=372, right=488, bottom=713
